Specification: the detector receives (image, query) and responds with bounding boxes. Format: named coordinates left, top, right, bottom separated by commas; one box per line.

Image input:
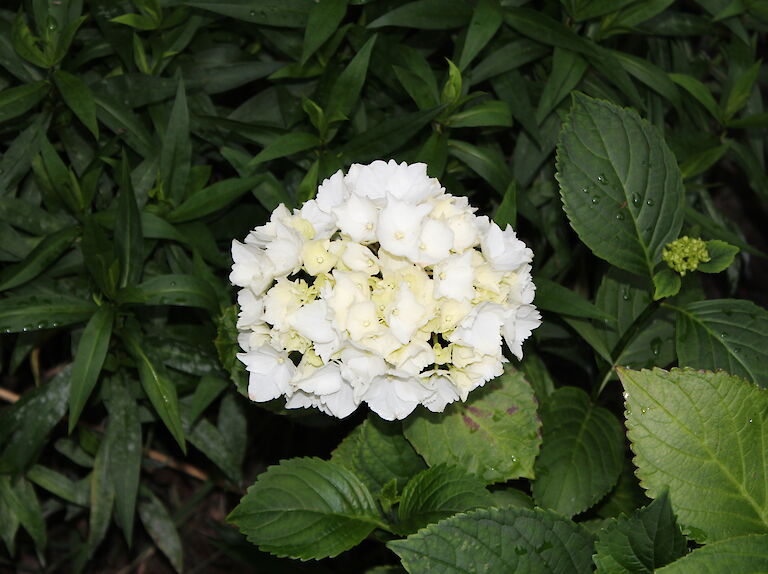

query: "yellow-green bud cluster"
left=662, top=236, right=710, bottom=276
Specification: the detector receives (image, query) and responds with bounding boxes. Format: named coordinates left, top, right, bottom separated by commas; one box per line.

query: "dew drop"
left=641, top=407, right=647, bottom=414
left=622, top=391, right=629, bottom=400
left=646, top=199, right=654, bottom=206
left=249, top=9, right=257, bottom=16
left=720, top=332, right=726, bottom=338
left=650, top=337, right=662, bottom=356
left=748, top=418, right=753, bottom=423
left=622, top=287, right=631, bottom=301
left=581, top=187, right=589, bottom=194
left=632, top=193, right=641, bottom=206
left=48, top=23, right=57, bottom=31
left=616, top=212, right=625, bottom=221
left=597, top=174, right=607, bottom=184
left=591, top=195, right=600, bottom=205
left=170, top=281, right=176, bottom=287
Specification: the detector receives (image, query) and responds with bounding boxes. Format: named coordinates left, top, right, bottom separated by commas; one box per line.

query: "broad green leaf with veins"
left=619, top=367, right=768, bottom=543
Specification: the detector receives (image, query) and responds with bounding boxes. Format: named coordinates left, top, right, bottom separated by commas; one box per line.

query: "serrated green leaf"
left=652, top=268, right=681, bottom=300
left=301, top=0, right=347, bottom=65
left=593, top=490, right=687, bottom=574
left=403, top=366, right=541, bottom=483
left=368, top=0, right=472, bottom=29
left=104, top=378, right=142, bottom=546
left=619, top=367, right=768, bottom=542
left=139, top=491, right=183, bottom=573
left=0, top=81, right=48, bottom=124
left=53, top=70, right=99, bottom=138
left=389, top=506, right=595, bottom=574
left=0, top=225, right=78, bottom=291
left=331, top=415, right=426, bottom=496
left=675, top=299, right=768, bottom=386
left=556, top=93, right=684, bottom=277
left=183, top=0, right=311, bottom=27
left=118, top=274, right=219, bottom=313
left=535, top=278, right=614, bottom=321
left=458, top=0, right=502, bottom=70
left=397, top=464, right=492, bottom=535
left=122, top=324, right=186, bottom=453
left=168, top=175, right=263, bottom=223
left=228, top=457, right=382, bottom=559
left=0, top=366, right=70, bottom=473
left=0, top=476, right=46, bottom=553
left=533, top=387, right=624, bottom=517
left=68, top=306, right=114, bottom=432
left=655, top=534, right=768, bottom=573
left=698, top=239, right=738, bottom=273
left=327, top=34, right=376, bottom=123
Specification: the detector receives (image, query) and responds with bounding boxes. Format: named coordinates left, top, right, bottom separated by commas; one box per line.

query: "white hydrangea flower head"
left=230, top=160, right=541, bottom=420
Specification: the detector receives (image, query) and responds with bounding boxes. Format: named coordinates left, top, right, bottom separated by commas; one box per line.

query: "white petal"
left=377, top=197, right=432, bottom=261
left=433, top=250, right=475, bottom=301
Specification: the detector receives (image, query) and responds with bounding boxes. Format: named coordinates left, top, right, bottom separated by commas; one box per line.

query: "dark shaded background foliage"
left=0, top=0, right=766, bottom=571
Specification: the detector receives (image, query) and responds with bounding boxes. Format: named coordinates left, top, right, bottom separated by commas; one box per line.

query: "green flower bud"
left=662, top=236, right=710, bottom=276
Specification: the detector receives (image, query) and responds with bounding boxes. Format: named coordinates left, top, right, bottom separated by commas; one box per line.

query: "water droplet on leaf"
left=597, top=174, right=607, bottom=184
left=591, top=195, right=600, bottom=204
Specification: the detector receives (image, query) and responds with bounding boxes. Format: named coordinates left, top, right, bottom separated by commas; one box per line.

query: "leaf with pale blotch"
left=404, top=366, right=541, bottom=484
left=620, top=367, right=768, bottom=543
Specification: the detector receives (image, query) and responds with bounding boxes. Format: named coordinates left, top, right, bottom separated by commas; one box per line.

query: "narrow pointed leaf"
left=115, top=154, right=143, bottom=288
left=228, top=458, right=381, bottom=559
left=53, top=69, right=99, bottom=138
left=68, top=306, right=115, bottom=432
left=118, top=274, right=219, bottom=313
left=0, top=477, right=46, bottom=552
left=327, top=34, right=376, bottom=122
left=168, top=175, right=263, bottom=222
left=87, top=429, right=116, bottom=559
left=183, top=0, right=311, bottom=27
left=535, top=278, right=613, bottom=321
left=556, top=93, right=685, bottom=277
left=0, top=294, right=95, bottom=333
left=0, top=81, right=48, bottom=124
left=458, top=0, right=502, bottom=70
left=301, top=0, right=347, bottom=65
left=138, top=493, right=183, bottom=573
left=160, top=79, right=191, bottom=204
left=0, top=225, right=78, bottom=291
left=619, top=367, right=768, bottom=542
left=389, top=506, right=595, bottom=574
left=368, top=0, right=472, bottom=29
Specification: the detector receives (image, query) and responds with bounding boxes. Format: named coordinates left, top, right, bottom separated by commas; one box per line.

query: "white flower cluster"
left=230, top=160, right=540, bottom=420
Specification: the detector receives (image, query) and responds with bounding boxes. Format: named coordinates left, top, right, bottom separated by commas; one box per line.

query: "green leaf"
left=655, top=534, right=768, bottom=573
left=168, top=175, right=263, bottom=223
left=26, top=464, right=88, bottom=506
left=187, top=376, right=228, bottom=425
left=84, top=412, right=116, bottom=562
left=68, top=306, right=115, bottom=432
left=447, top=100, right=512, bottom=128
left=0, top=81, right=48, bottom=124
left=115, top=154, right=144, bottom=288
left=403, top=366, right=541, bottom=483
left=339, top=106, right=443, bottom=164
left=397, top=465, right=493, bottom=534
left=122, top=324, right=186, bottom=453
left=470, top=39, right=548, bottom=86
left=698, top=240, right=739, bottom=273
left=556, top=93, right=685, bottom=277
left=723, top=59, right=761, bottom=121
left=118, top=274, right=219, bottom=313
left=10, top=13, right=50, bottom=68
left=537, top=48, right=589, bottom=124
left=593, top=490, right=687, bottom=574
left=612, top=52, right=682, bottom=110
left=458, top=0, right=502, bottom=70
left=228, top=457, right=382, bottom=559
left=183, top=0, right=312, bottom=28
left=368, top=0, right=472, bottom=29
left=668, top=73, right=721, bottom=121
left=301, top=0, right=347, bottom=65
left=493, top=180, right=516, bottom=228
left=535, top=278, right=614, bottom=321
left=448, top=139, right=510, bottom=194
left=0, top=294, right=96, bottom=333
left=186, top=415, right=242, bottom=483
left=389, top=506, right=595, bottom=574
left=0, top=225, right=78, bottom=291
left=0, top=113, right=50, bottom=196
left=0, top=490, right=20, bottom=556
left=679, top=144, right=729, bottom=180
left=53, top=70, right=99, bottom=138
left=571, top=0, right=638, bottom=21
left=160, top=78, right=191, bottom=205
left=533, top=387, right=624, bottom=518
left=0, top=367, right=70, bottom=474
left=0, top=476, right=46, bottom=552
left=327, top=34, right=376, bottom=123
left=104, top=378, right=142, bottom=546
left=652, top=268, right=681, bottom=300
left=674, top=299, right=768, bottom=387
left=138, top=492, right=183, bottom=573
left=619, top=367, right=768, bottom=542
left=248, top=132, right=320, bottom=167
left=331, top=415, right=426, bottom=496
